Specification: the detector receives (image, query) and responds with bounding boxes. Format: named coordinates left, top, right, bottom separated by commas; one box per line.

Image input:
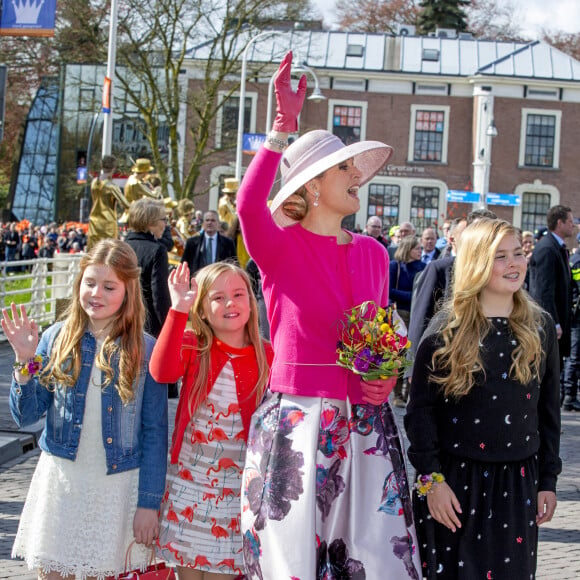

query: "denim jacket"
left=9, top=322, right=168, bottom=510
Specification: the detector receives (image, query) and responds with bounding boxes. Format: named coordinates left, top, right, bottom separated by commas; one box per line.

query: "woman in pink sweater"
left=237, top=52, right=421, bottom=579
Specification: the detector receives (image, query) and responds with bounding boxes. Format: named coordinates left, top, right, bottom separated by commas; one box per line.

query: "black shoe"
left=562, top=396, right=580, bottom=411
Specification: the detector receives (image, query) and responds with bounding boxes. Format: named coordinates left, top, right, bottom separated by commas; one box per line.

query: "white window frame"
left=357, top=176, right=448, bottom=228
left=215, top=90, right=258, bottom=149
left=327, top=99, right=368, bottom=141
left=518, top=108, right=562, bottom=169
left=512, top=181, right=560, bottom=229
left=407, top=104, right=450, bottom=164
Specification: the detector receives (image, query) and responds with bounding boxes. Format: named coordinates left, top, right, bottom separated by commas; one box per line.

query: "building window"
left=328, top=100, right=368, bottom=145
left=410, top=186, right=440, bottom=230
left=333, top=105, right=362, bottom=144
left=79, top=88, right=95, bottom=112
left=408, top=105, right=450, bottom=164
left=216, top=92, right=257, bottom=149
left=519, top=108, right=561, bottom=169
left=367, top=183, right=401, bottom=228
left=521, top=192, right=552, bottom=232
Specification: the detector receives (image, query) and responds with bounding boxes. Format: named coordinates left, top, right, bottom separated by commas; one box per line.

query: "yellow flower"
left=380, top=323, right=389, bottom=333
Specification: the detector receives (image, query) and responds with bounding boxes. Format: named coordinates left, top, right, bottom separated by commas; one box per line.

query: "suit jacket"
left=181, top=231, right=236, bottom=274
left=405, top=256, right=455, bottom=377
left=529, top=231, right=572, bottom=357
left=421, top=247, right=441, bottom=263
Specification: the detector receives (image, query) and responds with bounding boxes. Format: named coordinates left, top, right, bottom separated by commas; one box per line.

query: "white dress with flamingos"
left=157, top=361, right=246, bottom=575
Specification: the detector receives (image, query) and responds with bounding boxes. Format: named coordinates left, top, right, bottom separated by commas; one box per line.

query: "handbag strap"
left=124, top=540, right=156, bottom=572
left=395, top=261, right=401, bottom=289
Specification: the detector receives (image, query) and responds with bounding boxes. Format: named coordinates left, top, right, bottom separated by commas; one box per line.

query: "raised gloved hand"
left=272, top=51, right=307, bottom=133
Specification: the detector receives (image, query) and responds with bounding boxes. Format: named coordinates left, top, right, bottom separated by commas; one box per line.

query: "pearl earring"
left=313, top=192, right=320, bottom=207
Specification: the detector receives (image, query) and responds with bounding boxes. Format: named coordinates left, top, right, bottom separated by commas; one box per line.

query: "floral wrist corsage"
left=13, top=355, right=43, bottom=377
left=414, top=472, right=445, bottom=497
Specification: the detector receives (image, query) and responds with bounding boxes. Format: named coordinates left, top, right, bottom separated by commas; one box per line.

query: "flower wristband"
left=13, top=355, right=43, bottom=377
left=414, top=472, right=445, bottom=497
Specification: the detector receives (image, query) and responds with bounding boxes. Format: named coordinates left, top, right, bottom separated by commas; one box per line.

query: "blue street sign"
left=447, top=190, right=481, bottom=203
left=486, top=193, right=521, bottom=207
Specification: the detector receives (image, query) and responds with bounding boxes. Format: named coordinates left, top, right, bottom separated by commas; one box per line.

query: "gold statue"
left=124, top=158, right=162, bottom=203
left=218, top=177, right=238, bottom=227
left=87, top=155, right=130, bottom=250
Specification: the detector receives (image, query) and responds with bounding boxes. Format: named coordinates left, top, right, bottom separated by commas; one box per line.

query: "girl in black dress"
left=405, top=218, right=561, bottom=579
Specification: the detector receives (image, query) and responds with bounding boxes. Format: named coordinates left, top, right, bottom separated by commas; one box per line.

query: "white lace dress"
left=12, top=343, right=151, bottom=579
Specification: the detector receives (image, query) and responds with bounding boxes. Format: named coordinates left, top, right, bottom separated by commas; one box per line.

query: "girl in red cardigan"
left=149, top=262, right=273, bottom=579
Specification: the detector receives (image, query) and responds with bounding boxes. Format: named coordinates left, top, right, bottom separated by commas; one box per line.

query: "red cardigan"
left=149, top=309, right=274, bottom=464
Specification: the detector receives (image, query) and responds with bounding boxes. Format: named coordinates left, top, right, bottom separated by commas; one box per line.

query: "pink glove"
left=272, top=51, right=307, bottom=133
left=353, top=376, right=397, bottom=406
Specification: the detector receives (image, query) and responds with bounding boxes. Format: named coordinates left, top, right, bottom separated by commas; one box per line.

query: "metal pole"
left=235, top=31, right=284, bottom=182
left=83, top=111, right=101, bottom=221
left=102, top=0, right=118, bottom=157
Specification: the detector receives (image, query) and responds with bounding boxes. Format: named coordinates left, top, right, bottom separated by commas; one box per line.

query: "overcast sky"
left=312, top=0, right=580, bottom=38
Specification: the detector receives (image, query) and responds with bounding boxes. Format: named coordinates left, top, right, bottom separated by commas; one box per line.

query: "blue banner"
left=243, top=133, right=266, bottom=155
left=0, top=0, right=57, bottom=37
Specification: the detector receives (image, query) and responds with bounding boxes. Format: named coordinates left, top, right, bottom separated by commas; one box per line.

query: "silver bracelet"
left=266, top=133, right=288, bottom=151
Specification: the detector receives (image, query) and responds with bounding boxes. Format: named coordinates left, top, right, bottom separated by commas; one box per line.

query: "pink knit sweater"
left=237, top=147, right=389, bottom=402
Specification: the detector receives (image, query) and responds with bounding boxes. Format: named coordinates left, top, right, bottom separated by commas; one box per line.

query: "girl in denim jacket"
left=1, top=239, right=168, bottom=579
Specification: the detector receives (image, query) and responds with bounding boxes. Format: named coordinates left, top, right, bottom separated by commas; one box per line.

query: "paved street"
left=0, top=340, right=578, bottom=578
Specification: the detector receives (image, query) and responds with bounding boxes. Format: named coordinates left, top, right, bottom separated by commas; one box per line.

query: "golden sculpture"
left=87, top=155, right=130, bottom=250
left=218, top=178, right=238, bottom=227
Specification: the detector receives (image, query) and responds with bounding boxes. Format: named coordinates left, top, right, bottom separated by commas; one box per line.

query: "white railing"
left=0, top=254, right=84, bottom=340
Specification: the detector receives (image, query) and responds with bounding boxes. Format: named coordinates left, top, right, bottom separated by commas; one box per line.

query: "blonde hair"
left=186, top=262, right=270, bottom=415
left=394, top=235, right=420, bottom=263
left=41, top=239, right=145, bottom=404
left=128, top=198, right=165, bottom=232
left=431, top=219, right=544, bottom=398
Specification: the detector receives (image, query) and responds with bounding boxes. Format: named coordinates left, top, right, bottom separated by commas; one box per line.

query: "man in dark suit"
left=364, top=215, right=389, bottom=249
left=420, top=226, right=440, bottom=264
left=529, top=204, right=576, bottom=401
left=181, top=210, right=236, bottom=274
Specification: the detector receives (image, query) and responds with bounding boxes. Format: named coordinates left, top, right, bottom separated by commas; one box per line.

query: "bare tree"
left=541, top=30, right=580, bottom=60
left=114, top=0, right=316, bottom=201
left=466, top=0, right=526, bottom=41
left=335, top=0, right=419, bottom=33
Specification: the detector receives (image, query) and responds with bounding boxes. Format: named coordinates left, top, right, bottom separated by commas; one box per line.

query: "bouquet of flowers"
left=336, top=301, right=412, bottom=381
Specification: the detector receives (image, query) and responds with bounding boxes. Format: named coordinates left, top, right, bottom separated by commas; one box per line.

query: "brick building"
left=183, top=29, right=580, bottom=234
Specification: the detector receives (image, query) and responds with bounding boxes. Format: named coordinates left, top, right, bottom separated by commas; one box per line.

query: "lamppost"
left=472, top=93, right=498, bottom=209
left=265, top=61, right=326, bottom=134
left=102, top=0, right=119, bottom=157
left=235, top=30, right=286, bottom=182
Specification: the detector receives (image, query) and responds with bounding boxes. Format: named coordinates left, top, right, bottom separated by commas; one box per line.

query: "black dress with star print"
left=405, top=315, right=561, bottom=580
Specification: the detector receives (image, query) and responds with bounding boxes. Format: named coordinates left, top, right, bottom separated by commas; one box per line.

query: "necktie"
left=206, top=237, right=213, bottom=265
left=422, top=254, right=429, bottom=264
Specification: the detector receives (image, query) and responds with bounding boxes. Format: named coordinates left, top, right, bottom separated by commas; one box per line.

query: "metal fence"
left=0, top=254, right=83, bottom=340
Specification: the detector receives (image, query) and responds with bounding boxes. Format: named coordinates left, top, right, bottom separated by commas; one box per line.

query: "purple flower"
left=353, top=347, right=372, bottom=373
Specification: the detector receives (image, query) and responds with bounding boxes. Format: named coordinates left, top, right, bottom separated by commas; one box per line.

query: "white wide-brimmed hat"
left=270, top=130, right=393, bottom=227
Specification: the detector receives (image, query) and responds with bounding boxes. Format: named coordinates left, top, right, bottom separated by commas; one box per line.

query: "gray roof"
left=187, top=29, right=580, bottom=82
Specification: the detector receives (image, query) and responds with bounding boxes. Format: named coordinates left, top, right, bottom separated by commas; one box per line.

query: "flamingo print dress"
left=157, top=361, right=245, bottom=575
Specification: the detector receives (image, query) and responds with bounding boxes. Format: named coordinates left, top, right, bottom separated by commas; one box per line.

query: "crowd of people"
left=1, top=51, right=578, bottom=579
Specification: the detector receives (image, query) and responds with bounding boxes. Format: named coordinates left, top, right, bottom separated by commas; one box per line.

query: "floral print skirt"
left=413, top=453, right=541, bottom=579
left=241, top=390, right=421, bottom=579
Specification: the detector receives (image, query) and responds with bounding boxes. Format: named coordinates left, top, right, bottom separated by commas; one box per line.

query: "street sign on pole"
left=486, top=193, right=521, bottom=206
left=447, top=190, right=481, bottom=204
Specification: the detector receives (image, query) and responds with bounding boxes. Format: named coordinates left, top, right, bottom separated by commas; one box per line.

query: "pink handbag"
left=110, top=541, right=176, bottom=580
